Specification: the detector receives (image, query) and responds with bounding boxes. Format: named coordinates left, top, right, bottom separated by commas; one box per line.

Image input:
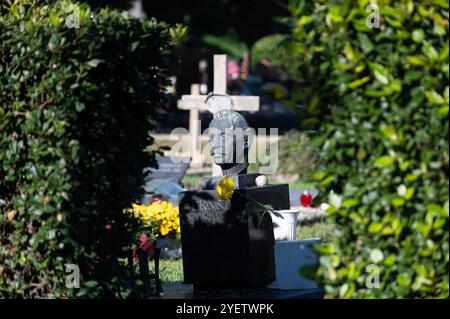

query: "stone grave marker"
left=178, top=87, right=289, bottom=287
left=143, top=155, right=189, bottom=184
left=175, top=54, right=324, bottom=298
left=142, top=155, right=189, bottom=204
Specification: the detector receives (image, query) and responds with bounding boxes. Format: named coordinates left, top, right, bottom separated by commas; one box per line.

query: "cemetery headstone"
left=144, top=155, right=189, bottom=184
left=179, top=184, right=289, bottom=287
left=178, top=75, right=290, bottom=288
left=176, top=54, right=323, bottom=297
left=142, top=155, right=189, bottom=204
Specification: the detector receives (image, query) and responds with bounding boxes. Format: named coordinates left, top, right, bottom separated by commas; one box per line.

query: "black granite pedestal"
left=178, top=184, right=290, bottom=288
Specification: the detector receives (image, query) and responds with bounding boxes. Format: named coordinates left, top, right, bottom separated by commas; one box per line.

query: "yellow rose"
left=216, top=176, right=235, bottom=201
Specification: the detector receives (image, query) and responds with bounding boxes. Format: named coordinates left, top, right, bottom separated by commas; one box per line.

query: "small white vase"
left=270, top=209, right=299, bottom=241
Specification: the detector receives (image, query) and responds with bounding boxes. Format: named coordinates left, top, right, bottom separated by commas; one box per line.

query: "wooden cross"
left=187, top=83, right=203, bottom=168
left=178, top=55, right=260, bottom=176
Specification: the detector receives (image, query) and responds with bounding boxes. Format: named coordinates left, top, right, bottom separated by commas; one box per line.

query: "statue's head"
left=208, top=109, right=254, bottom=176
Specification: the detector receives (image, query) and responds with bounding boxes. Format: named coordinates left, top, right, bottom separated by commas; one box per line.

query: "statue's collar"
left=222, top=162, right=248, bottom=176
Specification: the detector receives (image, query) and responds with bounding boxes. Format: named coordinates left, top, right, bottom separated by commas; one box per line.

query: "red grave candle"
left=300, top=190, right=313, bottom=207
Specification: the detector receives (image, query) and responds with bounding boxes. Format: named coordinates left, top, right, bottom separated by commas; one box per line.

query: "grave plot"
left=134, top=55, right=331, bottom=299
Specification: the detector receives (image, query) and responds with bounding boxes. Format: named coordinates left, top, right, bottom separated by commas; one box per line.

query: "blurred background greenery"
left=280, top=0, right=449, bottom=298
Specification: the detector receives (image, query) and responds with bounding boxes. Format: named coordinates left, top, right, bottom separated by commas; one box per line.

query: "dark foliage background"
left=83, top=0, right=288, bottom=46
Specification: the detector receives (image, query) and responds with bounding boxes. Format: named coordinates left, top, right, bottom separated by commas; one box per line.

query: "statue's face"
left=208, top=110, right=253, bottom=168
left=209, top=128, right=235, bottom=165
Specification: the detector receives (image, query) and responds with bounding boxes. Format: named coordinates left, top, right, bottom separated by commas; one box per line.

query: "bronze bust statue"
left=200, top=93, right=257, bottom=190
left=208, top=107, right=254, bottom=176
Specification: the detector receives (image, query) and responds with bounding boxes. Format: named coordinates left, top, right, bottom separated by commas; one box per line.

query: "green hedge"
left=277, top=130, right=322, bottom=180
left=284, top=0, right=449, bottom=298
left=0, top=1, right=172, bottom=297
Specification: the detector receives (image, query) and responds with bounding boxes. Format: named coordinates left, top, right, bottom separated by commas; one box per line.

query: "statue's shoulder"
left=201, top=173, right=264, bottom=190
left=201, top=176, right=223, bottom=190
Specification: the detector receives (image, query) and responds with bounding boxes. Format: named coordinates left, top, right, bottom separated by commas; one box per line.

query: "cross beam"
left=178, top=95, right=259, bottom=112
left=176, top=55, right=260, bottom=176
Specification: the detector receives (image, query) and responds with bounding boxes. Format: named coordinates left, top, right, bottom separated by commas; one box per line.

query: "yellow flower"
left=216, top=176, right=235, bottom=201
left=127, top=200, right=181, bottom=238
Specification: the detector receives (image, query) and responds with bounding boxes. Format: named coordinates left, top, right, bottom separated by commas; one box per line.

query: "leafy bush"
left=0, top=1, right=173, bottom=298
left=250, top=34, right=300, bottom=75
left=284, top=0, right=449, bottom=298
left=202, top=32, right=249, bottom=59
left=277, top=130, right=322, bottom=180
